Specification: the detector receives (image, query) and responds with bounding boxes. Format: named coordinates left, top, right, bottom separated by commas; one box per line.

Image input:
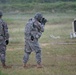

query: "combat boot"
left=2, top=63, right=12, bottom=69
left=23, top=63, right=31, bottom=68
left=37, top=64, right=43, bottom=68
left=23, top=63, right=28, bottom=68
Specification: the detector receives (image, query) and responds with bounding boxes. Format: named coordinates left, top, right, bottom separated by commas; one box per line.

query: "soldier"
left=0, top=11, right=11, bottom=68
left=23, top=12, right=47, bottom=68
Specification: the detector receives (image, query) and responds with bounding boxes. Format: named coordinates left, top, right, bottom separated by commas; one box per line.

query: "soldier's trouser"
left=23, top=52, right=30, bottom=64
left=23, top=50, right=41, bottom=64
left=35, top=50, right=41, bottom=64
left=0, top=44, right=6, bottom=63
left=23, top=39, right=42, bottom=64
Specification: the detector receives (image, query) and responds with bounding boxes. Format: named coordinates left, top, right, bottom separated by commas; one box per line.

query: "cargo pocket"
left=0, top=36, right=3, bottom=41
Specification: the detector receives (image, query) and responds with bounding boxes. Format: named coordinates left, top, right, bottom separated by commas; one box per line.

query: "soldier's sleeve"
left=24, top=21, right=32, bottom=39
left=40, top=24, right=44, bottom=32
left=34, top=21, right=45, bottom=39
left=34, top=21, right=44, bottom=32
left=36, top=31, right=42, bottom=39
left=3, top=21, right=9, bottom=40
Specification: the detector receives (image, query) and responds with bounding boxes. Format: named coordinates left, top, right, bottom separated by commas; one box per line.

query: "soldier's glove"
left=41, top=18, right=47, bottom=25
left=31, top=36, right=34, bottom=41
left=5, top=40, right=9, bottom=45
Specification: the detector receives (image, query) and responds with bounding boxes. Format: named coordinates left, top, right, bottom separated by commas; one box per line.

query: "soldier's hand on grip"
left=31, top=36, right=34, bottom=41
left=5, top=40, right=9, bottom=45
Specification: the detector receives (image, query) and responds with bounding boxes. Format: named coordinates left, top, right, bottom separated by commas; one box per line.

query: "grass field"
left=0, top=13, right=76, bottom=75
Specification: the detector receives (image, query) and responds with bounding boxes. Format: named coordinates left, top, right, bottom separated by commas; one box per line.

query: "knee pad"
left=1, top=54, right=5, bottom=58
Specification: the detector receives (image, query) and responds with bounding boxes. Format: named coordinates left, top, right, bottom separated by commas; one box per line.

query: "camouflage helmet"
left=0, top=11, right=3, bottom=16
left=34, top=12, right=43, bottom=22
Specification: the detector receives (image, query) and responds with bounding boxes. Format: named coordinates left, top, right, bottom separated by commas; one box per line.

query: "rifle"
left=41, top=17, right=47, bottom=25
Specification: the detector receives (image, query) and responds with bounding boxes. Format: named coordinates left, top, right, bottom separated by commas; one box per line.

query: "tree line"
left=0, top=0, right=76, bottom=4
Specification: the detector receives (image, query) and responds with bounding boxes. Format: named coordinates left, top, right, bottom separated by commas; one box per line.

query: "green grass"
left=0, top=2, right=76, bottom=13
left=0, top=12, right=76, bottom=75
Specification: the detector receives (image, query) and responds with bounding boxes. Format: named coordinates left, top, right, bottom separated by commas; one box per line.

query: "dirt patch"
left=41, top=43, right=50, bottom=47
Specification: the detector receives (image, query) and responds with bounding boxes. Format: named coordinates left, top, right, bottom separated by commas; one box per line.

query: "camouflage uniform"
left=23, top=13, right=45, bottom=66
left=0, top=12, right=9, bottom=65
